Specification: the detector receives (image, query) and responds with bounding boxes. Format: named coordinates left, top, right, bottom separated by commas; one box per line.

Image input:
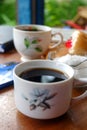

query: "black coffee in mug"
left=19, top=68, right=68, bottom=83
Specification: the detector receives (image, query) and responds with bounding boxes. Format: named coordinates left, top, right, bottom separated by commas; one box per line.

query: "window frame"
left=17, top=0, right=44, bottom=25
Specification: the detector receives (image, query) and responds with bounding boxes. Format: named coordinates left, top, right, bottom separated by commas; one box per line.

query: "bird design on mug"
left=22, top=88, right=57, bottom=111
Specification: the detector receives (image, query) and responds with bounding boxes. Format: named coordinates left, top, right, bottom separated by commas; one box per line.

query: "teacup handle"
left=49, top=32, right=63, bottom=50
left=71, top=90, right=87, bottom=105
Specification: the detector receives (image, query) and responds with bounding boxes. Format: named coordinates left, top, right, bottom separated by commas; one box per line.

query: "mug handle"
left=49, top=32, right=63, bottom=50
left=71, top=90, right=87, bottom=106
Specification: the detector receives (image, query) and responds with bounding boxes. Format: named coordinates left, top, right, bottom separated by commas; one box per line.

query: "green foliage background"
left=0, top=0, right=16, bottom=25
left=0, top=0, right=87, bottom=27
left=44, top=0, right=87, bottom=27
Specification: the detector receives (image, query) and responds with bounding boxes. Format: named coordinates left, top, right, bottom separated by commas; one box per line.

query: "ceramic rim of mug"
left=13, top=24, right=52, bottom=33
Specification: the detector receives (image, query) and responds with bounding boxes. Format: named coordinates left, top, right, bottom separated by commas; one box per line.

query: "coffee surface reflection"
left=19, top=68, right=68, bottom=83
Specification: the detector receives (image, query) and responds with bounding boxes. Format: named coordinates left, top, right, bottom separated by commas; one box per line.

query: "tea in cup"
left=13, top=24, right=63, bottom=61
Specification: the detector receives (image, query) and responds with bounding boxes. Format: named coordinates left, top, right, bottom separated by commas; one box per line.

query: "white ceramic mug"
left=13, top=60, right=87, bottom=119
left=13, top=24, right=63, bottom=61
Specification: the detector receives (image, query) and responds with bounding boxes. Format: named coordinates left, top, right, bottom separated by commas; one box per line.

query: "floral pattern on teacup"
left=22, top=88, right=57, bottom=111
left=24, top=37, right=43, bottom=52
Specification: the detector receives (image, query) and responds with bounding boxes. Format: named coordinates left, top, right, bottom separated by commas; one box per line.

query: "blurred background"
left=0, top=0, right=87, bottom=29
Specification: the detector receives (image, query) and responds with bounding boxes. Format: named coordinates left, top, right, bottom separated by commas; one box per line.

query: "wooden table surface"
left=0, top=45, right=87, bottom=130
